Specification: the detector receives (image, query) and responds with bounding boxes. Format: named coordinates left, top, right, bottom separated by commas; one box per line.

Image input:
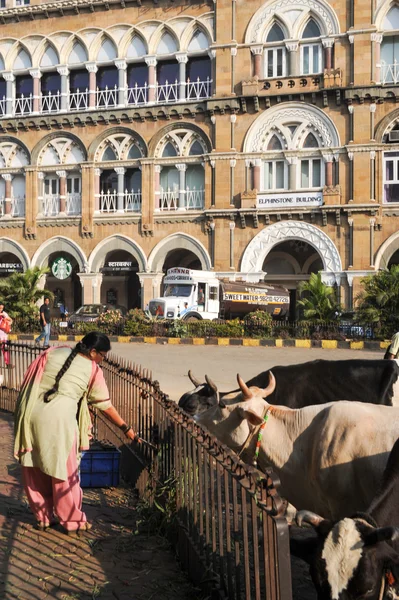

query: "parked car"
left=68, top=304, right=127, bottom=328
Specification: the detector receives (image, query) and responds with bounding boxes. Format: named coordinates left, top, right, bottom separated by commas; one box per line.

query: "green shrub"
left=124, top=308, right=154, bottom=336
left=244, top=310, right=273, bottom=338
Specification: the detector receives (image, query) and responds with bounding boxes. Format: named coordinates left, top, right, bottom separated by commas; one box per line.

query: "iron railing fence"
left=0, top=342, right=293, bottom=600
left=9, top=317, right=384, bottom=340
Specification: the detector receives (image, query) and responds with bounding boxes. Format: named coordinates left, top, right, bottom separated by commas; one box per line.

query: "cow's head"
left=178, top=370, right=219, bottom=416
left=194, top=372, right=276, bottom=451
left=293, top=510, right=399, bottom=600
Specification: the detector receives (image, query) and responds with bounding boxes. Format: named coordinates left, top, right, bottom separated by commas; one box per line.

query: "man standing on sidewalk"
left=35, top=297, right=51, bottom=347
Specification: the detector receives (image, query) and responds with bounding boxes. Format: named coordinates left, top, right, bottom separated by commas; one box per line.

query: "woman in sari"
left=14, top=331, right=137, bottom=533
left=0, top=303, right=13, bottom=367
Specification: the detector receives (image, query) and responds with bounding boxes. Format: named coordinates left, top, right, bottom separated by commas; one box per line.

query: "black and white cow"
left=178, top=359, right=399, bottom=415
left=292, top=437, right=399, bottom=600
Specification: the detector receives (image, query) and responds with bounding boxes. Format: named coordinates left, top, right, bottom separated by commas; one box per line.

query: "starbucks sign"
left=51, top=257, right=72, bottom=280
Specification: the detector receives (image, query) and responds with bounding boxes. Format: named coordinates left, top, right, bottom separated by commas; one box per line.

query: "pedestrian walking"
left=35, top=297, right=51, bottom=347
left=14, top=331, right=139, bottom=533
left=384, top=330, right=399, bottom=359
left=0, top=303, right=12, bottom=368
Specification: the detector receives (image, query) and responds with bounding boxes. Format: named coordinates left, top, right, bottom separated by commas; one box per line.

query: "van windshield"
left=164, top=284, right=193, bottom=298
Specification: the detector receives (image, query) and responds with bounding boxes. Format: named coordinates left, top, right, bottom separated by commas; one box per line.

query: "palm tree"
left=297, top=272, right=339, bottom=321
left=0, top=267, right=53, bottom=321
left=355, top=265, right=399, bottom=334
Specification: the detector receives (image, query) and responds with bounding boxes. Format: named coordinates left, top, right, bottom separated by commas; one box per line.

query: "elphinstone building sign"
left=0, top=0, right=397, bottom=317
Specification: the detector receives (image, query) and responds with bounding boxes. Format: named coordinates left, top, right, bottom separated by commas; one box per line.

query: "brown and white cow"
left=194, top=373, right=399, bottom=520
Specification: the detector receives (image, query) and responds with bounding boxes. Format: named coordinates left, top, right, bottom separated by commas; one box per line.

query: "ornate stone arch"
left=149, top=24, right=180, bottom=55
left=374, top=230, right=399, bottom=270
left=59, top=34, right=89, bottom=65
left=31, top=237, right=88, bottom=272
left=374, top=107, right=399, bottom=142
left=31, top=132, right=87, bottom=166
left=264, top=16, right=290, bottom=41
left=89, top=235, right=147, bottom=273
left=245, top=0, right=340, bottom=43
left=33, top=38, right=60, bottom=68
left=149, top=123, right=212, bottom=158
left=240, top=221, right=342, bottom=273
left=295, top=11, right=325, bottom=39
left=180, top=19, right=213, bottom=51
left=148, top=233, right=211, bottom=272
left=244, top=102, right=340, bottom=153
left=7, top=41, right=32, bottom=71
left=374, top=0, right=399, bottom=30
left=0, top=136, right=30, bottom=168
left=0, top=238, right=30, bottom=270
left=119, top=28, right=148, bottom=59
left=88, top=127, right=147, bottom=162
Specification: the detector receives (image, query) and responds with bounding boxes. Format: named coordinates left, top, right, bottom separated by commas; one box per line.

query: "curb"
left=7, top=333, right=391, bottom=352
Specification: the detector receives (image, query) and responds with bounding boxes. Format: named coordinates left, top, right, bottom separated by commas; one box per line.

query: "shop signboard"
left=51, top=257, right=72, bottom=280
left=102, top=261, right=137, bottom=272
left=257, top=191, right=323, bottom=209
left=0, top=261, right=23, bottom=274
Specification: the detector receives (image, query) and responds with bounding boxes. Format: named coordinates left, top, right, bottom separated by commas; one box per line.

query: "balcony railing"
left=0, top=196, right=25, bottom=217
left=40, top=193, right=82, bottom=217
left=158, top=187, right=204, bottom=211
left=382, top=61, right=399, bottom=84
left=0, top=78, right=212, bottom=119
left=98, top=189, right=142, bottom=213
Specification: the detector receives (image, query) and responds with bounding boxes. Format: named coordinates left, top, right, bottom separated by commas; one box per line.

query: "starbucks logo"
left=52, top=257, right=72, bottom=280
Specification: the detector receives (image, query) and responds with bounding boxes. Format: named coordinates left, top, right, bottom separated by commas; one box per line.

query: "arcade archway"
left=44, top=252, right=82, bottom=315
left=100, top=250, right=141, bottom=310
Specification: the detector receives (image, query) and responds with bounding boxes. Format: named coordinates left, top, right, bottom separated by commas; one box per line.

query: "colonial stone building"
left=0, top=0, right=398, bottom=316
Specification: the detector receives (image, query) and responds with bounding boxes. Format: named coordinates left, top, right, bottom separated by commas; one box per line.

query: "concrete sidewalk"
left=0, top=412, right=198, bottom=600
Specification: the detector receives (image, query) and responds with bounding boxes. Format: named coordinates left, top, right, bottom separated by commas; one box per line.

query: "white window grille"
left=0, top=96, right=6, bottom=116
left=156, top=80, right=178, bottom=104
left=99, top=190, right=117, bottom=213
left=186, top=78, right=212, bottom=100
left=384, top=151, right=399, bottom=203
left=185, top=188, right=204, bottom=209
left=41, top=194, right=60, bottom=217
left=126, top=84, right=148, bottom=106
left=14, top=94, right=33, bottom=116
left=300, top=43, right=322, bottom=75
left=95, top=86, right=118, bottom=109
left=159, top=187, right=179, bottom=210
left=265, top=47, right=286, bottom=78
left=66, top=193, right=81, bottom=215
left=124, top=190, right=142, bottom=212
left=40, top=91, right=61, bottom=114
left=69, top=89, right=89, bottom=111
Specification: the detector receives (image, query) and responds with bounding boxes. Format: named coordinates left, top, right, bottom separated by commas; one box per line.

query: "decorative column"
left=229, top=221, right=235, bottom=270
left=2, top=174, right=12, bottom=217
left=145, top=56, right=157, bottom=103
left=370, top=151, right=376, bottom=201
left=370, top=218, right=376, bottom=267
left=210, top=114, right=216, bottom=147
left=56, top=170, right=67, bottom=215
left=209, top=221, right=215, bottom=267
left=323, top=155, right=334, bottom=187
left=347, top=273, right=354, bottom=310
left=230, top=114, right=236, bottom=150
left=348, top=151, right=354, bottom=201
left=349, top=35, right=355, bottom=85
left=154, top=165, right=162, bottom=209
left=348, top=217, right=354, bottom=268
left=231, top=47, right=237, bottom=94
left=176, top=163, right=187, bottom=209
left=114, top=167, right=126, bottom=213
left=57, top=66, right=69, bottom=111
left=37, top=172, right=44, bottom=215
left=245, top=159, right=251, bottom=192
left=253, top=159, right=261, bottom=191
left=115, top=60, right=127, bottom=107
left=3, top=72, right=14, bottom=117
left=78, top=273, right=103, bottom=305
left=348, top=104, right=354, bottom=142
left=370, top=102, right=376, bottom=140
left=30, top=69, right=42, bottom=114
left=322, top=39, right=334, bottom=70
left=230, top=159, right=236, bottom=205
left=287, top=156, right=298, bottom=190
left=176, top=53, right=188, bottom=102
left=251, top=46, right=264, bottom=78
left=285, top=42, right=298, bottom=77
left=371, top=33, right=383, bottom=84
left=94, top=168, right=102, bottom=213
left=210, top=160, right=216, bottom=206
left=208, top=49, right=216, bottom=96
left=86, top=62, right=98, bottom=109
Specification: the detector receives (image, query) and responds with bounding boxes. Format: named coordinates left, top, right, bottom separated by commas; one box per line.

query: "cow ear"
left=238, top=408, right=264, bottom=426
left=364, top=527, right=399, bottom=547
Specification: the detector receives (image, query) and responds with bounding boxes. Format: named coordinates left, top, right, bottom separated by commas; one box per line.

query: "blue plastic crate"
left=80, top=440, right=121, bottom=488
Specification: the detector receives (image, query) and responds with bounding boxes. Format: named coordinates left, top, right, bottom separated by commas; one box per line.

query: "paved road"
left=107, top=343, right=384, bottom=401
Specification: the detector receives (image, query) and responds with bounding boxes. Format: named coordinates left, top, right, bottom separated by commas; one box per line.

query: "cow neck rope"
left=238, top=406, right=273, bottom=467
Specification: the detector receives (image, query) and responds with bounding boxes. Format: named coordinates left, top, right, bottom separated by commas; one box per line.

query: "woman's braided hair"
left=43, top=331, right=111, bottom=403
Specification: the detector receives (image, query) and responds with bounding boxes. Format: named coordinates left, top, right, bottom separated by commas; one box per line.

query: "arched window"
left=162, top=143, right=178, bottom=157
left=102, top=147, right=117, bottom=161
left=188, top=30, right=209, bottom=52
left=300, top=19, right=322, bottom=75
left=157, top=32, right=178, bottom=55
left=267, top=135, right=283, bottom=150
left=265, top=23, right=286, bottom=79
left=303, top=132, right=319, bottom=148
left=189, top=141, right=204, bottom=155
left=262, top=133, right=287, bottom=191
left=68, top=42, right=88, bottom=65
left=381, top=7, right=399, bottom=84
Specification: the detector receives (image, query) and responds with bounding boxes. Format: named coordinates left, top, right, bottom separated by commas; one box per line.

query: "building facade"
left=0, top=0, right=398, bottom=315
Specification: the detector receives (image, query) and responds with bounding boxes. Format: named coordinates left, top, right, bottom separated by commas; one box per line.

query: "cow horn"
left=261, top=372, right=276, bottom=399
left=205, top=374, right=218, bottom=393
left=296, top=510, right=325, bottom=528
left=237, top=374, right=252, bottom=400
left=188, top=370, right=201, bottom=387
